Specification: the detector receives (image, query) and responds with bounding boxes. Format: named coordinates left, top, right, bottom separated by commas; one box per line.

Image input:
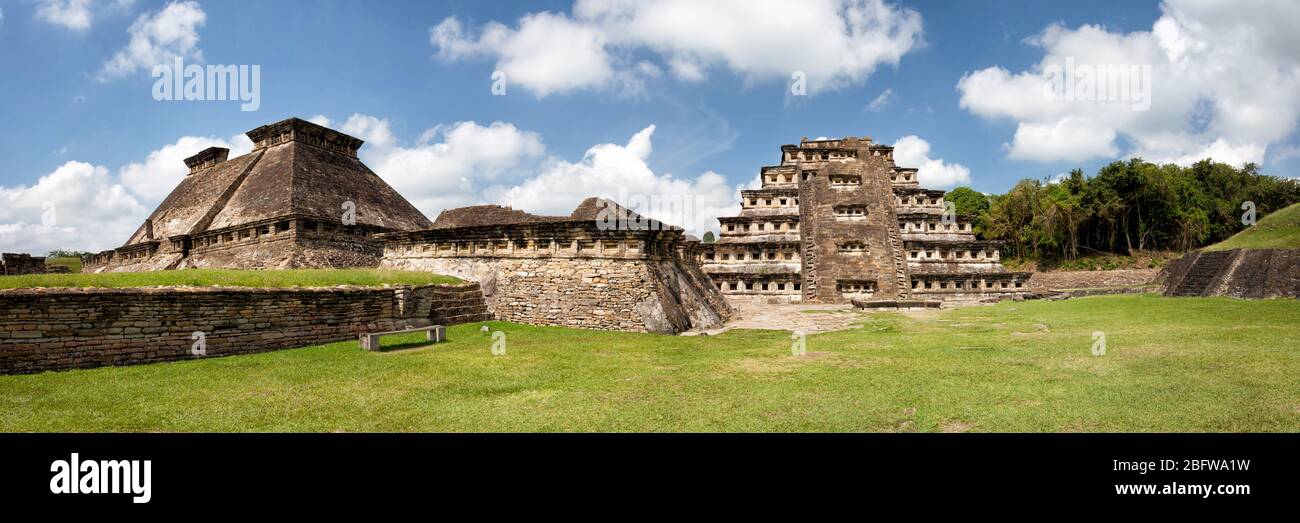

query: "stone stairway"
left=1171, top=250, right=1234, bottom=296
left=886, top=218, right=910, bottom=298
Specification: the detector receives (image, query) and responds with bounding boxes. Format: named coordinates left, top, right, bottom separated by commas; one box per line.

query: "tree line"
left=947, top=159, right=1300, bottom=260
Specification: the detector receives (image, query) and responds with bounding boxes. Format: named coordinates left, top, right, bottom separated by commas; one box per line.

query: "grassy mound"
left=0, top=268, right=459, bottom=289
left=43, top=256, right=83, bottom=273
left=1205, top=202, right=1300, bottom=251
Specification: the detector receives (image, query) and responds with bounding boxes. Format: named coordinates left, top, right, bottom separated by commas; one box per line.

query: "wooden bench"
left=359, top=325, right=446, bottom=351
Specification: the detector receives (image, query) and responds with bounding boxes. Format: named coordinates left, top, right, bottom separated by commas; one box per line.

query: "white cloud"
left=0, top=161, right=149, bottom=254
left=431, top=13, right=613, bottom=97
left=98, top=0, right=206, bottom=81
left=866, top=88, right=893, bottom=112
left=339, top=115, right=547, bottom=214
left=495, top=125, right=741, bottom=235
left=36, top=0, right=92, bottom=30
left=323, top=114, right=739, bottom=236
left=957, top=0, right=1300, bottom=166
left=430, top=0, right=923, bottom=97
left=1005, top=117, right=1118, bottom=162
left=892, top=135, right=971, bottom=188
left=118, top=134, right=252, bottom=202
left=0, top=130, right=250, bottom=255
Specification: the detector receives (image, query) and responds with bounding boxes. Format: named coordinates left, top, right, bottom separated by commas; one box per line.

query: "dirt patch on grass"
left=940, top=420, right=974, bottom=433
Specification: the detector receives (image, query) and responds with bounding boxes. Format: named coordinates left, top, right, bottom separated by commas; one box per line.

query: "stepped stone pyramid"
left=85, top=118, right=432, bottom=272
left=700, top=136, right=1030, bottom=304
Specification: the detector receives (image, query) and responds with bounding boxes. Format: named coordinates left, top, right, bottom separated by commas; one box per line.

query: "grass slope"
left=43, top=256, right=82, bottom=273
left=2, top=294, right=1296, bottom=432
left=1205, top=202, right=1300, bottom=251
left=0, top=269, right=459, bottom=289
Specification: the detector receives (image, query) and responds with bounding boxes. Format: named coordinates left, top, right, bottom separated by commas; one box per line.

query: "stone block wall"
left=0, top=282, right=488, bottom=374
left=2, top=253, right=52, bottom=275
left=378, top=221, right=733, bottom=334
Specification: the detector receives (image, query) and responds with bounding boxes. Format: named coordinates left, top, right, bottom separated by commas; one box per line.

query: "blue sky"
left=1, top=0, right=1297, bottom=253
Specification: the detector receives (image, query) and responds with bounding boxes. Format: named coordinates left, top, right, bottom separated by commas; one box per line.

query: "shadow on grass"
left=373, top=339, right=446, bottom=353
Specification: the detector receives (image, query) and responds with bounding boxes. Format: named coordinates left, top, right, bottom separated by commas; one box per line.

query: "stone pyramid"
left=87, top=118, right=432, bottom=271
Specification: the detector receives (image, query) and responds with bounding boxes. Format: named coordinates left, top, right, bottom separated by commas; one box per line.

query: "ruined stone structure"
left=379, top=198, right=732, bottom=334
left=84, top=118, right=433, bottom=272
left=1161, top=248, right=1300, bottom=299
left=702, top=136, right=1029, bottom=304
left=0, top=282, right=490, bottom=375
left=1, top=253, right=68, bottom=275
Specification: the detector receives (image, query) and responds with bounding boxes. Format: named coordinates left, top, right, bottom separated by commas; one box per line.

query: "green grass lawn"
left=0, top=268, right=459, bottom=289
left=1205, top=202, right=1300, bottom=251
left=1, top=294, right=1297, bottom=432
left=43, top=256, right=82, bottom=273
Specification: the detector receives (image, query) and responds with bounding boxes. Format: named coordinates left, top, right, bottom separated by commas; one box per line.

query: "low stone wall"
left=1027, top=269, right=1158, bottom=291
left=0, top=282, right=488, bottom=375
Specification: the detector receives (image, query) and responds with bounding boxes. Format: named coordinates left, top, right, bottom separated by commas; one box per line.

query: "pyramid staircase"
left=885, top=212, right=910, bottom=298
left=1170, top=250, right=1234, bottom=296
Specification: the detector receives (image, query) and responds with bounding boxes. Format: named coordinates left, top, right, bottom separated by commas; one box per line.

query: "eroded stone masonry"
left=379, top=198, right=732, bottom=334
left=701, top=136, right=1030, bottom=304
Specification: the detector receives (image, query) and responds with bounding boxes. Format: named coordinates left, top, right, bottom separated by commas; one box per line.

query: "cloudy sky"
left=2, top=0, right=1298, bottom=253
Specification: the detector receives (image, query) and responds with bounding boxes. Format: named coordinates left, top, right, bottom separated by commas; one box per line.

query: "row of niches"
left=384, top=237, right=648, bottom=258
left=911, top=278, right=1024, bottom=291
left=896, top=195, right=945, bottom=207
left=763, top=171, right=797, bottom=185
left=890, top=171, right=917, bottom=183
left=723, top=220, right=800, bottom=233
left=743, top=196, right=799, bottom=208
left=783, top=149, right=859, bottom=163
left=833, top=206, right=868, bottom=219
left=837, top=280, right=876, bottom=295
left=714, top=279, right=803, bottom=293
left=190, top=219, right=376, bottom=250
left=907, top=248, right=1001, bottom=261
left=830, top=175, right=861, bottom=188
left=702, top=248, right=798, bottom=262
left=838, top=241, right=868, bottom=254
left=902, top=220, right=973, bottom=233
left=91, top=245, right=157, bottom=263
